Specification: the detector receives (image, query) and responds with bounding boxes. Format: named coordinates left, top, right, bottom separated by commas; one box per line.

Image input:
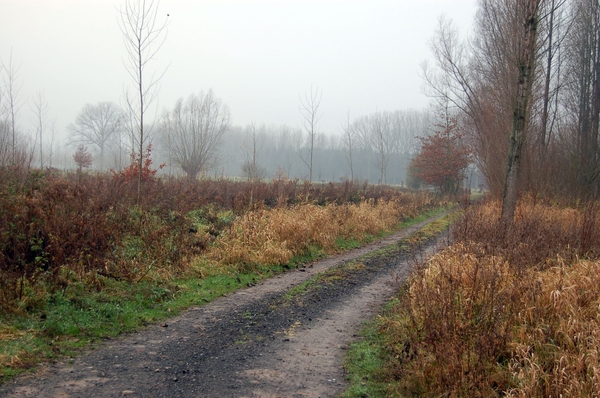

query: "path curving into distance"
left=0, top=212, right=450, bottom=398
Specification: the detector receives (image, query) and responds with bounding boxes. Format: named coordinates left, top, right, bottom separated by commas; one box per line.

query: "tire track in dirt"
left=0, top=212, right=450, bottom=398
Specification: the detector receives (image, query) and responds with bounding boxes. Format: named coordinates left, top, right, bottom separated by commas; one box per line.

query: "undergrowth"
left=204, top=197, right=435, bottom=272
left=0, top=168, right=436, bottom=311
left=354, top=197, right=600, bottom=397
left=0, top=166, right=446, bottom=383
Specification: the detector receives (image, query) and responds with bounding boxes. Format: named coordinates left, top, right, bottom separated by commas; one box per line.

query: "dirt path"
left=0, top=213, right=449, bottom=398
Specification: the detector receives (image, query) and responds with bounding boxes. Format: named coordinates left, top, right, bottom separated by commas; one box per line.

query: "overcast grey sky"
left=0, top=0, right=477, bottom=140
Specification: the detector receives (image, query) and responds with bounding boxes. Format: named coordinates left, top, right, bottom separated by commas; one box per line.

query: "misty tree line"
left=218, top=107, right=431, bottom=184
left=0, top=8, right=434, bottom=189
left=1, top=0, right=438, bottom=187
left=1, top=0, right=435, bottom=188
left=425, top=0, right=600, bottom=202
left=1, top=82, right=433, bottom=185
left=8, top=0, right=598, bottom=204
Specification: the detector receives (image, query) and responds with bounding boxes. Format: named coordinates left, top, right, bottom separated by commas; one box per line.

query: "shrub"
left=378, top=198, right=600, bottom=397
left=112, top=143, right=164, bottom=183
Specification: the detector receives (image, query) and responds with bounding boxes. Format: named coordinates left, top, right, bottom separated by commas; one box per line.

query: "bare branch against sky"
left=118, top=0, right=169, bottom=201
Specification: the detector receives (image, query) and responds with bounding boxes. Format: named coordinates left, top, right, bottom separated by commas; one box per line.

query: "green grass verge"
left=342, top=299, right=403, bottom=398
left=342, top=320, right=389, bottom=398
left=0, top=267, right=282, bottom=383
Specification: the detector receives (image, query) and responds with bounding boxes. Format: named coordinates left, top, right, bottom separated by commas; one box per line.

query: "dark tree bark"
left=501, top=0, right=541, bottom=221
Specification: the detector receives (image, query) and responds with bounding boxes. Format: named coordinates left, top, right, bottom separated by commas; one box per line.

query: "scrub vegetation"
left=345, top=198, right=600, bottom=397
left=345, top=0, right=600, bottom=393
left=0, top=166, right=444, bottom=382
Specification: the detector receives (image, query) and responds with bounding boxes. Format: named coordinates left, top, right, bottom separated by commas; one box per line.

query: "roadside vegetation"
left=341, top=0, right=600, bottom=395
left=345, top=197, right=600, bottom=397
left=0, top=166, right=446, bottom=382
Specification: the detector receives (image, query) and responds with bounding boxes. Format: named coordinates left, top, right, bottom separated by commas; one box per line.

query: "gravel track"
left=0, top=213, right=449, bottom=398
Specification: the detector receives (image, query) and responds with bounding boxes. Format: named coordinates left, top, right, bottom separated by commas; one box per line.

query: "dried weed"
left=380, top=199, right=600, bottom=397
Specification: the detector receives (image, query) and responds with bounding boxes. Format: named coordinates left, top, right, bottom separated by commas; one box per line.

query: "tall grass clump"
left=205, top=197, right=432, bottom=272
left=376, top=198, right=600, bottom=397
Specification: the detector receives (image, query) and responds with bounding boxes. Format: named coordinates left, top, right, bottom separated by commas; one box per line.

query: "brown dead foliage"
left=380, top=198, right=600, bottom=397
left=0, top=167, right=435, bottom=312
left=206, top=197, right=430, bottom=271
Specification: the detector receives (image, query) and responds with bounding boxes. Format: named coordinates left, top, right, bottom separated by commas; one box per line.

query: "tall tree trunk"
left=539, top=0, right=556, bottom=154
left=501, top=0, right=540, bottom=221
left=138, top=41, right=144, bottom=204
left=590, top=11, right=600, bottom=196
left=572, top=0, right=600, bottom=199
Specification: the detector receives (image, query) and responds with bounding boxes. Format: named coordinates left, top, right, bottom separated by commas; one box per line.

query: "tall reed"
left=379, top=198, right=600, bottom=396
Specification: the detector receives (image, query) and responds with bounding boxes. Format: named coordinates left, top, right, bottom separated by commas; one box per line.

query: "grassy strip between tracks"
left=281, top=209, right=458, bottom=305
left=0, top=205, right=452, bottom=384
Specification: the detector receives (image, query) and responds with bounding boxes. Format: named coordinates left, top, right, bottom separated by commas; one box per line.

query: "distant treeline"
left=9, top=106, right=434, bottom=185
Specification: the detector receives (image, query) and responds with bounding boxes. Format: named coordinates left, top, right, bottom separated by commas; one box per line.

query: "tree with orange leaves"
left=411, top=117, right=471, bottom=195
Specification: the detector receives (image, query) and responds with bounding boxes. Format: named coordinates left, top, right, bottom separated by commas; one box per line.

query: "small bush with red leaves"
left=112, top=144, right=165, bottom=183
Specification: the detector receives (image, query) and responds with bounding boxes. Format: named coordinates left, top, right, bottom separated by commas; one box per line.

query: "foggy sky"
left=0, top=0, right=477, bottom=141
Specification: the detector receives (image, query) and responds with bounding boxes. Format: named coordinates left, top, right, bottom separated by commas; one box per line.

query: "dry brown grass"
left=204, top=198, right=424, bottom=272
left=379, top=199, right=600, bottom=397
left=380, top=243, right=517, bottom=396
left=507, top=256, right=600, bottom=397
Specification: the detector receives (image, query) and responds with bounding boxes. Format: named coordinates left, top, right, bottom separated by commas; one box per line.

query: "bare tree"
left=371, top=112, right=392, bottom=184
left=68, top=102, right=125, bottom=170
left=340, top=110, right=355, bottom=181
left=0, top=70, right=9, bottom=166
left=389, top=109, right=432, bottom=155
left=0, top=120, right=9, bottom=166
left=46, top=119, right=58, bottom=168
left=355, top=112, right=393, bottom=184
left=423, top=2, right=550, bottom=205
left=561, top=0, right=600, bottom=198
left=30, top=90, right=49, bottom=168
left=536, top=0, right=568, bottom=154
left=160, top=90, right=230, bottom=179
left=2, top=51, right=25, bottom=165
left=241, top=122, right=266, bottom=181
left=298, top=85, right=322, bottom=182
left=422, top=17, right=479, bottom=119
left=118, top=0, right=168, bottom=198
left=501, top=0, right=541, bottom=220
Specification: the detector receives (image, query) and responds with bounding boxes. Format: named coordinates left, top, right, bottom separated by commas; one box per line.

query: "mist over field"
left=0, top=0, right=477, bottom=183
